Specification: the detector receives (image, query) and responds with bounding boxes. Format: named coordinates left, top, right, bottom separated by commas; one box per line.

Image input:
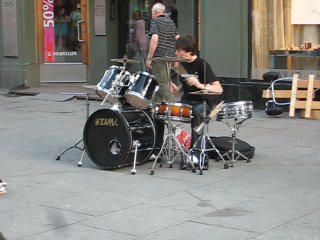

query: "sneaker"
left=149, top=154, right=157, bottom=160
left=149, top=154, right=163, bottom=163
left=0, top=179, right=7, bottom=195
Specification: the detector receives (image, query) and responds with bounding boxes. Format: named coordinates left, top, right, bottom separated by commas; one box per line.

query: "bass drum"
left=83, top=108, right=155, bottom=169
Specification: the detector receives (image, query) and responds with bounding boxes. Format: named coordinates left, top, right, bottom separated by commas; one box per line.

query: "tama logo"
left=95, top=118, right=119, bottom=126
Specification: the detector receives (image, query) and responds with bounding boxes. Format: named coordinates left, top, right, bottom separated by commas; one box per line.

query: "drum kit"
left=57, top=55, right=254, bottom=174
left=83, top=55, right=197, bottom=174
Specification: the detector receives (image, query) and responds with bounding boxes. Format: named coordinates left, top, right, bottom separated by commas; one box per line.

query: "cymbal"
left=110, top=57, right=139, bottom=64
left=150, top=56, right=188, bottom=63
left=189, top=90, right=220, bottom=95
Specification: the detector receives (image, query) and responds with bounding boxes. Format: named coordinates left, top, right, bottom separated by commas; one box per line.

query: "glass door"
left=42, top=0, right=87, bottom=63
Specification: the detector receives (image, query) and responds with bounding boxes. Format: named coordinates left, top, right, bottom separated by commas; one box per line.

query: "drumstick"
left=193, top=101, right=225, bottom=134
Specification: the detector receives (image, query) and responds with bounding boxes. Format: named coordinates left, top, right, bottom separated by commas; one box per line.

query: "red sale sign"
left=43, top=0, right=55, bottom=62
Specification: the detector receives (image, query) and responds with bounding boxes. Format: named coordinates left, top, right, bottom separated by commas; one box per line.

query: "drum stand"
left=150, top=60, right=196, bottom=175
left=192, top=100, right=227, bottom=175
left=150, top=121, right=196, bottom=175
left=220, top=117, right=251, bottom=167
left=130, top=140, right=141, bottom=175
left=56, top=92, right=90, bottom=167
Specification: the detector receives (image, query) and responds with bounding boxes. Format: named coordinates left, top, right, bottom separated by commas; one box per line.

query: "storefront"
left=251, top=0, right=320, bottom=80
left=1, top=0, right=189, bottom=88
left=2, top=1, right=318, bottom=107
left=36, top=0, right=88, bottom=82
left=35, top=0, right=185, bottom=84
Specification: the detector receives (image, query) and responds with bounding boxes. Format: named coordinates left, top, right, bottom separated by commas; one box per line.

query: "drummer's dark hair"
left=175, top=35, right=197, bottom=56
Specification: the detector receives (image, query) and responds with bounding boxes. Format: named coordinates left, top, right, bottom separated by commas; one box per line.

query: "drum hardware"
left=131, top=140, right=141, bottom=175
left=150, top=57, right=196, bottom=175
left=217, top=101, right=253, bottom=168
left=150, top=121, right=195, bottom=172
left=149, top=56, right=188, bottom=63
left=56, top=92, right=91, bottom=167
left=220, top=117, right=251, bottom=166
left=110, top=55, right=140, bottom=64
left=192, top=101, right=227, bottom=174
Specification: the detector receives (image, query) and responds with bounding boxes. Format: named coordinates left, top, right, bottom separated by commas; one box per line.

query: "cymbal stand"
left=150, top=60, right=196, bottom=175
left=221, top=117, right=251, bottom=167
left=193, top=98, right=227, bottom=174
left=56, top=92, right=90, bottom=167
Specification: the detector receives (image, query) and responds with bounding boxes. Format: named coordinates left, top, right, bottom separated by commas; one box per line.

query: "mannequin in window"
left=54, top=7, right=70, bottom=51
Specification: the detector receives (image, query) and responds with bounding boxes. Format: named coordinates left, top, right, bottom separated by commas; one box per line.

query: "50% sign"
left=43, top=0, right=54, bottom=27
left=42, top=0, right=55, bottom=62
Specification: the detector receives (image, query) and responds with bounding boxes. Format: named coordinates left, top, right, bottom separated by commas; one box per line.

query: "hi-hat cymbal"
left=189, top=90, right=220, bottom=95
left=150, top=56, right=188, bottom=63
left=110, top=57, right=140, bottom=64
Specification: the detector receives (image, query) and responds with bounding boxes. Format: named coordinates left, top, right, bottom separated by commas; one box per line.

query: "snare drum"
left=217, top=101, right=253, bottom=120
left=125, top=72, right=159, bottom=109
left=155, top=102, right=192, bottom=123
left=96, top=65, right=131, bottom=104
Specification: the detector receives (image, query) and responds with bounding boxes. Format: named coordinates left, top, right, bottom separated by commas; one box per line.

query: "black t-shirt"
left=179, top=57, right=220, bottom=107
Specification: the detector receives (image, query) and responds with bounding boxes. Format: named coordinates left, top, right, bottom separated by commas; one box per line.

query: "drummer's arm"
left=170, top=82, right=182, bottom=94
left=196, top=80, right=223, bottom=94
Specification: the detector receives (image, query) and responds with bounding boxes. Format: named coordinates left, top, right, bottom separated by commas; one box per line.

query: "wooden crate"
left=289, top=74, right=320, bottom=119
left=262, top=74, right=320, bottom=119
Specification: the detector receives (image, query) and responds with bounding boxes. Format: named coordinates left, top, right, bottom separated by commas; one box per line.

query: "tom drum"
left=155, top=102, right=192, bottom=123
left=96, top=65, right=131, bottom=104
left=125, top=72, right=159, bottom=109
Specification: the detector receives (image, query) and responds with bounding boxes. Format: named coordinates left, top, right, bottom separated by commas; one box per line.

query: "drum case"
left=207, top=136, right=255, bottom=160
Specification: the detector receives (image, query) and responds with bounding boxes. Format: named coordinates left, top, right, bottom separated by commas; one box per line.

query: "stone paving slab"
left=0, top=91, right=320, bottom=240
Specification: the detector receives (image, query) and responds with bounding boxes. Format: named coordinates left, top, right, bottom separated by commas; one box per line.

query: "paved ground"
left=0, top=87, right=320, bottom=240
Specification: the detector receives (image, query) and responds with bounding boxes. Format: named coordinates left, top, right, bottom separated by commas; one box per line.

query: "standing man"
left=146, top=3, right=180, bottom=157
left=146, top=2, right=179, bottom=102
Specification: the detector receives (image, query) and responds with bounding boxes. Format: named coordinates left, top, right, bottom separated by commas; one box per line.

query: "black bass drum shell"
left=83, top=108, right=155, bottom=169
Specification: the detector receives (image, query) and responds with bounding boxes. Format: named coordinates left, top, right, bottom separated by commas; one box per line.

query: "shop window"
left=42, top=0, right=83, bottom=63
left=126, top=0, right=177, bottom=72
left=251, top=0, right=320, bottom=80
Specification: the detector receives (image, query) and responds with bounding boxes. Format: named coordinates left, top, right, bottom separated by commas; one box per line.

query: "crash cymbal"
left=150, top=56, right=188, bottom=63
left=110, top=56, right=140, bottom=64
left=189, top=90, right=220, bottom=95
